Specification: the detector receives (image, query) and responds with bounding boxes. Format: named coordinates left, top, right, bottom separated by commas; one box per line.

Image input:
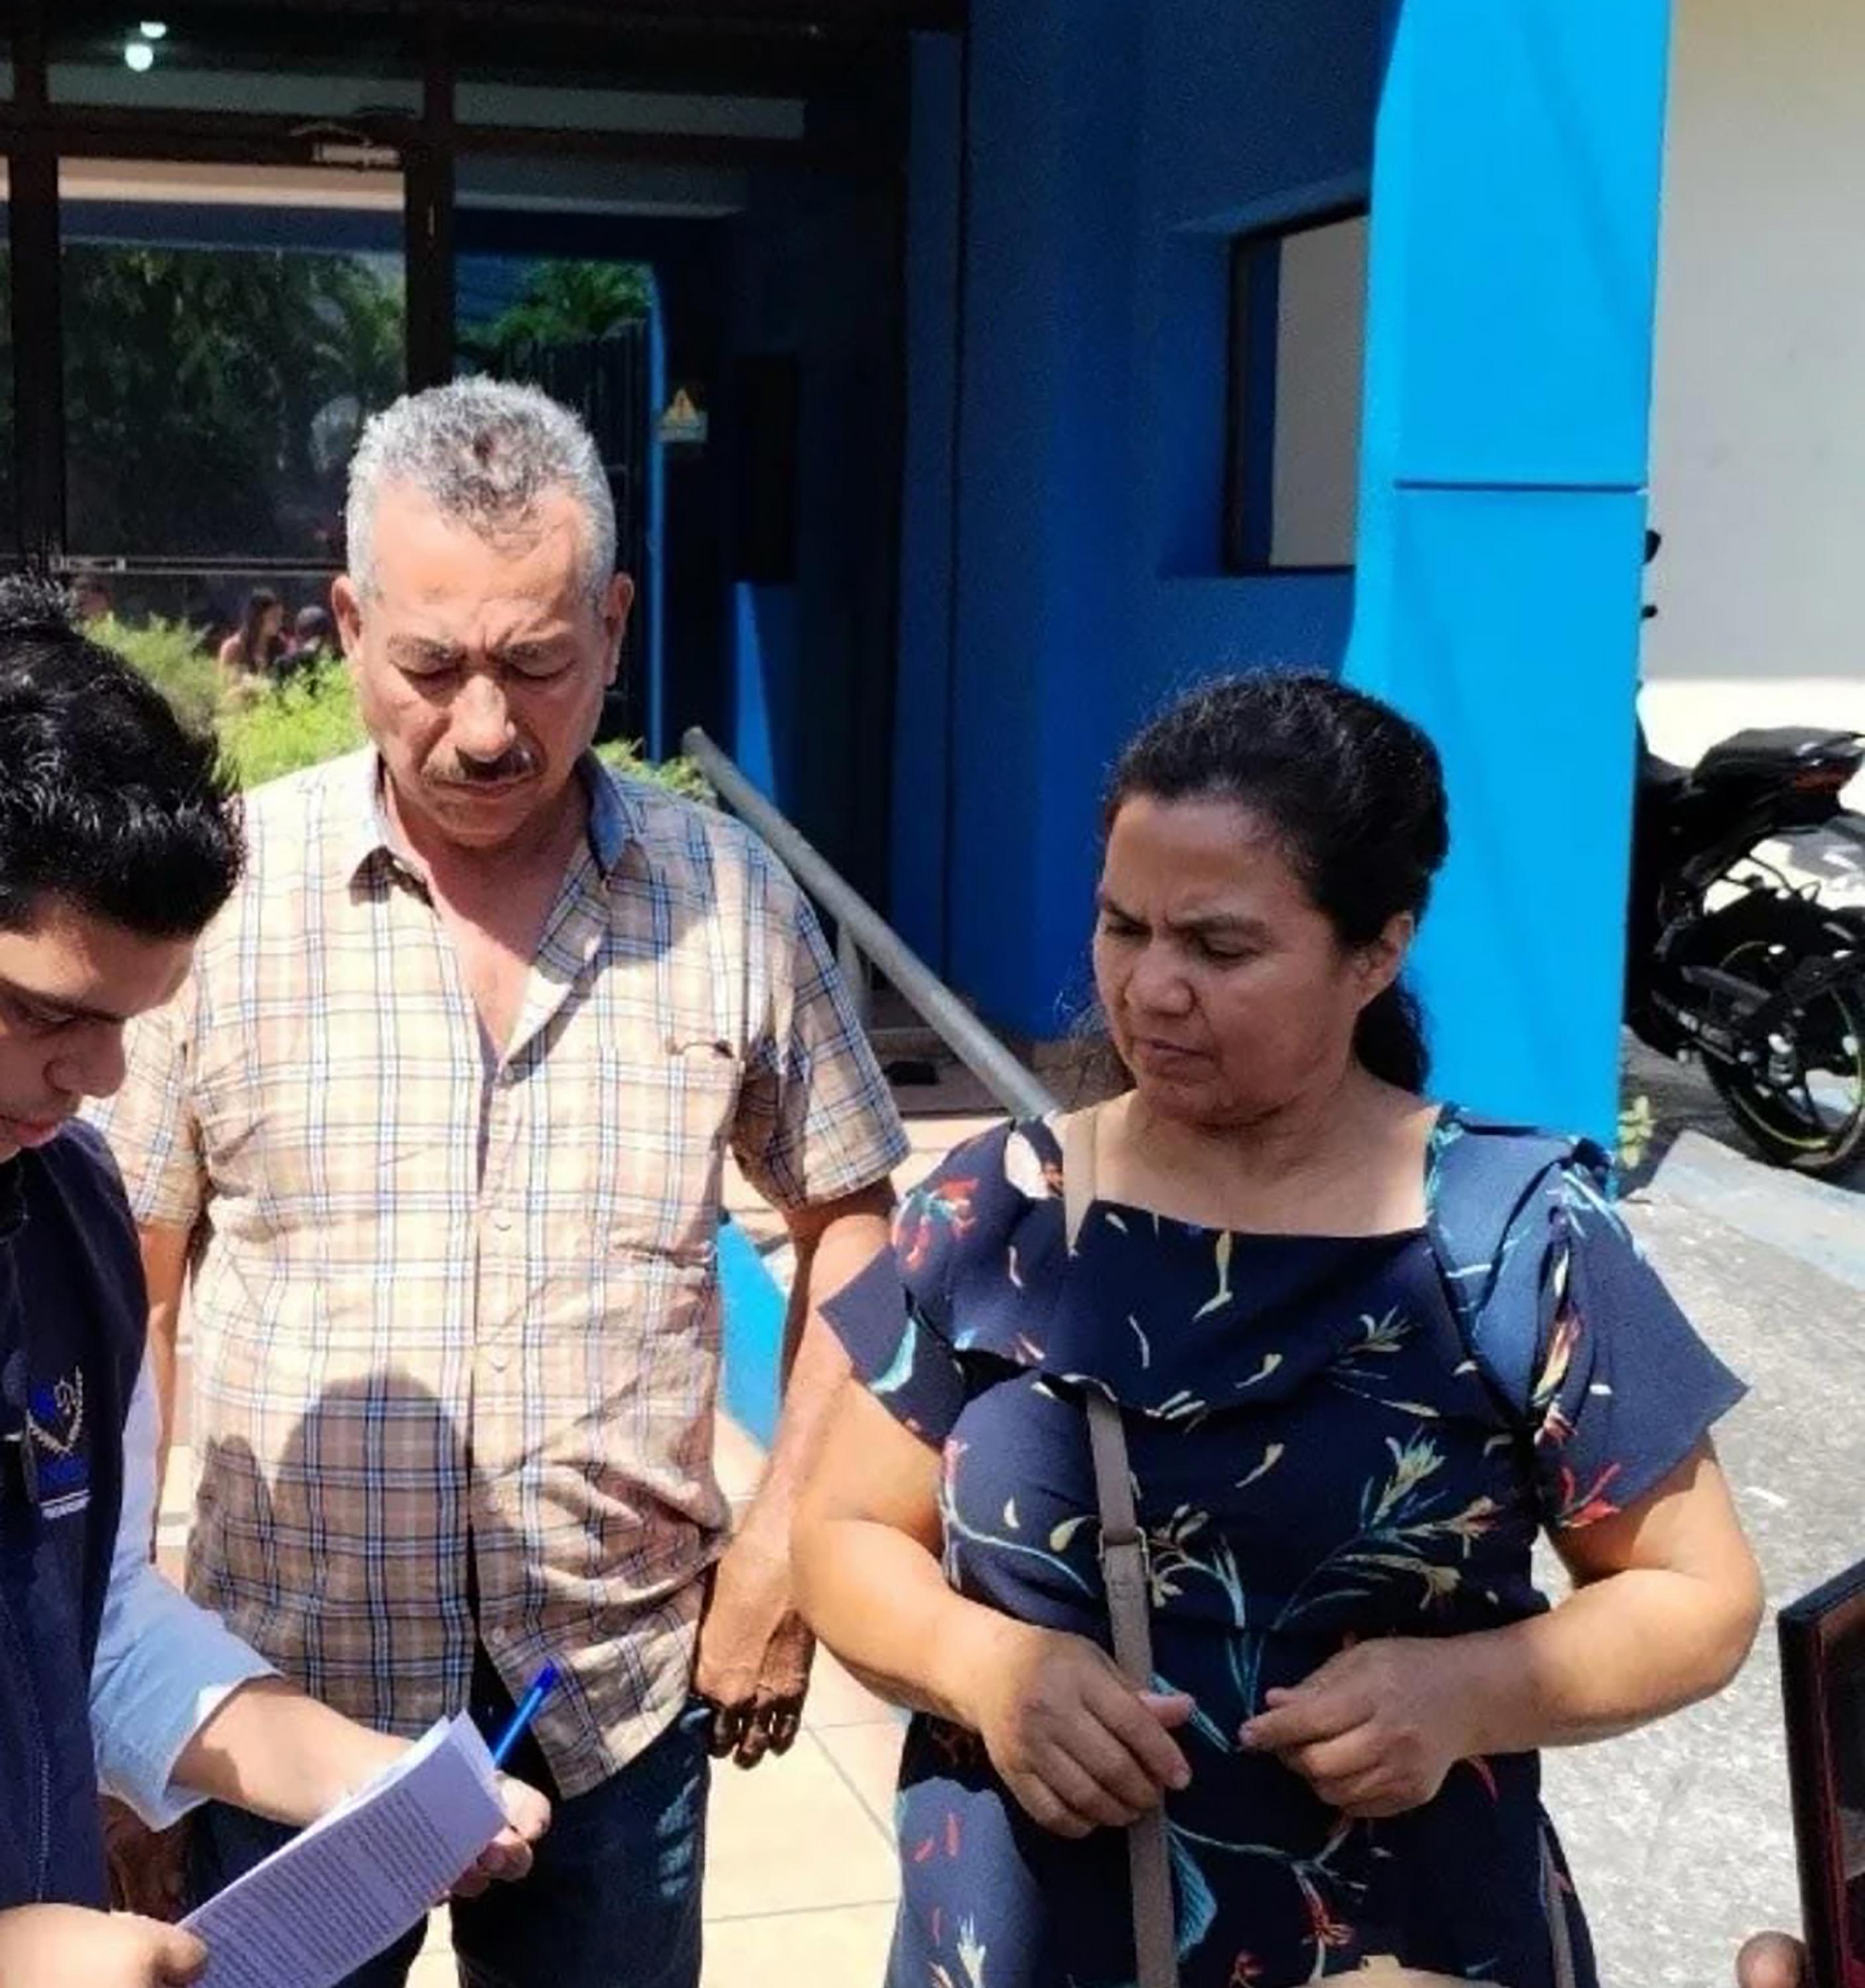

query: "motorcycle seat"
left=1696, top=726, right=1865, bottom=783
left=1637, top=749, right=1691, bottom=797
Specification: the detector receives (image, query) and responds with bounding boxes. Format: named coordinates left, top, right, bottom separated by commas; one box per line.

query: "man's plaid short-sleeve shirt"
left=89, top=748, right=907, bottom=1796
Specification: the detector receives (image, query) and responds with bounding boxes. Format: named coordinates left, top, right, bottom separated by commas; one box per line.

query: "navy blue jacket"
left=0, top=1123, right=145, bottom=1908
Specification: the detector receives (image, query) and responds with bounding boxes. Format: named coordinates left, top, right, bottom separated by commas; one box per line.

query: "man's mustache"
left=428, top=743, right=540, bottom=787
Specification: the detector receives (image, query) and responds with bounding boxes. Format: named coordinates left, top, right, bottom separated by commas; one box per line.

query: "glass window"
left=48, top=4, right=420, bottom=118
left=1225, top=208, right=1369, bottom=573
left=60, top=158, right=406, bottom=565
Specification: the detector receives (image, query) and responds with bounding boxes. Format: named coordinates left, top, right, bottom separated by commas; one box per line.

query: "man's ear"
left=600, top=575, right=636, bottom=690
left=331, top=575, right=366, bottom=663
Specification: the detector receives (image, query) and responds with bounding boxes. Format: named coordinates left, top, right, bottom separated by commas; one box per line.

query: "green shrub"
left=219, top=663, right=368, bottom=789
left=93, top=614, right=222, bottom=737
left=594, top=736, right=712, bottom=806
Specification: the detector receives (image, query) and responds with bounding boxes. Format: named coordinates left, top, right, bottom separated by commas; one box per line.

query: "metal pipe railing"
left=682, top=727, right=1058, bottom=1122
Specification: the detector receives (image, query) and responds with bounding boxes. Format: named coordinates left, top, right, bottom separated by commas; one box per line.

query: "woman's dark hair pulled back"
left=1104, top=672, right=1449, bottom=1091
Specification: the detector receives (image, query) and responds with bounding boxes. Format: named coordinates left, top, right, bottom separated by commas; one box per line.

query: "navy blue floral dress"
left=824, top=1109, right=1744, bottom=1988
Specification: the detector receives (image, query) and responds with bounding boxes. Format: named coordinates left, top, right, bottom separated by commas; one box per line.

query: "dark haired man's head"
left=0, top=578, right=243, bottom=1158
left=293, top=604, right=333, bottom=647
left=1095, top=673, right=1449, bottom=1123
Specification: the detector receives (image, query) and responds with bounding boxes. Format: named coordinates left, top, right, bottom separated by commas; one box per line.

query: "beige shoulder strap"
left=1059, top=1105, right=1097, bottom=1252
left=1064, top=1109, right=1179, bottom=1987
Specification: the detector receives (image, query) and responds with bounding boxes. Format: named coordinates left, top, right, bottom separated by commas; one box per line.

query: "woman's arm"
left=794, top=1381, right=1194, bottom=1838
left=1244, top=1441, right=1762, bottom=1817
left=1453, top=1437, right=1762, bottom=1748
left=791, top=1380, right=1014, bottom=1724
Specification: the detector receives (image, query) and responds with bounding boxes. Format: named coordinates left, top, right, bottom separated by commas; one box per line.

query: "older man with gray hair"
left=91, top=379, right=907, bottom=1987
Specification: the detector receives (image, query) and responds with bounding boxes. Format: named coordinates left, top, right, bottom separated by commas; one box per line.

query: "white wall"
left=1644, top=0, right=1865, bottom=779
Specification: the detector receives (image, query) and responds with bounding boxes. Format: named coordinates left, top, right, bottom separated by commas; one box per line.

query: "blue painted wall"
left=889, top=32, right=964, bottom=969
left=717, top=167, right=905, bottom=907
left=1347, top=0, right=1671, bottom=1140
left=897, top=0, right=1383, bottom=1036
left=893, top=0, right=1669, bottom=1140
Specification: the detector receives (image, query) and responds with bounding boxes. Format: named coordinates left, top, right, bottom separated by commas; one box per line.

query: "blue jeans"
left=188, top=1700, right=711, bottom=1988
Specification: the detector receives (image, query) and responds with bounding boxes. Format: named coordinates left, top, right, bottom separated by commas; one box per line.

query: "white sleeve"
left=89, top=1352, right=276, bottom=1828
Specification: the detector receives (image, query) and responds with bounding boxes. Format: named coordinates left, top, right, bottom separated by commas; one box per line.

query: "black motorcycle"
left=1628, top=536, right=1865, bottom=1177
left=1622, top=596, right=1853, bottom=1177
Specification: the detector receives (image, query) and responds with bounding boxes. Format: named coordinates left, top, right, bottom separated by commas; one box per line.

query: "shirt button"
left=488, top=1347, right=509, bottom=1373
left=493, top=1212, right=513, bottom=1232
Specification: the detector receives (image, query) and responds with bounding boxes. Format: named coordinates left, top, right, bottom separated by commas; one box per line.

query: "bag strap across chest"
left=1061, top=1105, right=1180, bottom=1988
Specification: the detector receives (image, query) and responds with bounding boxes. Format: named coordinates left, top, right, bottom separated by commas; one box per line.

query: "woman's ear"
left=1355, top=911, right=1416, bottom=1009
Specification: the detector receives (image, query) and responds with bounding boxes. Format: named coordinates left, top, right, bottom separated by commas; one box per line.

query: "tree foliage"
left=61, top=245, right=404, bottom=561
left=460, top=260, right=651, bottom=378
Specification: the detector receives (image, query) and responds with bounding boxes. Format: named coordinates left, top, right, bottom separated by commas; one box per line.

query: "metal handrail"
left=682, top=727, right=1058, bottom=1121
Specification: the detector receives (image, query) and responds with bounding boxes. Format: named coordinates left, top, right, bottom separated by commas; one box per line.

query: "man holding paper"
left=0, top=582, right=547, bottom=1987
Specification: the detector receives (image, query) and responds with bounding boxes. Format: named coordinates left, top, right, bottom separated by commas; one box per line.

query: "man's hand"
left=102, top=1800, right=188, bottom=1924
left=695, top=1520, right=813, bottom=1769
left=0, top=1905, right=205, bottom=1987
left=1241, top=1638, right=1476, bottom=1819
left=964, top=1618, right=1193, bottom=1840
left=1736, top=1933, right=1805, bottom=1988
left=448, top=1775, right=551, bottom=1900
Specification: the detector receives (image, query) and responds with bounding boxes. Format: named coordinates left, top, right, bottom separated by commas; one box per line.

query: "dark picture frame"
left=1780, top=1556, right=1865, bottom=1988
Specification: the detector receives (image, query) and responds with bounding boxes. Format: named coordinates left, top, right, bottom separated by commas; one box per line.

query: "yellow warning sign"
left=658, top=388, right=708, bottom=447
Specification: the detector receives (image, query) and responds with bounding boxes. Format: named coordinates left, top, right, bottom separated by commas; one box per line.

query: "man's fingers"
left=1736, top=1934, right=1807, bottom=1988
left=732, top=1718, right=773, bottom=1771
left=706, top=1700, right=752, bottom=1760
left=482, top=1830, right=536, bottom=1881
left=496, top=1777, right=552, bottom=1845
left=758, top=1698, right=805, bottom=1759
left=1139, top=1690, right=1196, bottom=1731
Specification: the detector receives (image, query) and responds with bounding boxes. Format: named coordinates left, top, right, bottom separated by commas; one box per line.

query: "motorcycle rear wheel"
left=1696, top=897, right=1865, bottom=1179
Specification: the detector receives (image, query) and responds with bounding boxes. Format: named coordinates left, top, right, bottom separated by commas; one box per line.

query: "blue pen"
left=490, top=1663, right=561, bottom=1769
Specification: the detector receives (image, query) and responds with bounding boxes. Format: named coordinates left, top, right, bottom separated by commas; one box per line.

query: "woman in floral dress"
left=793, top=676, right=1763, bottom=1988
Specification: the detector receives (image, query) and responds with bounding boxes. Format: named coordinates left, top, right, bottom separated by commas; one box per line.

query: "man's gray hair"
left=345, top=378, right=617, bottom=600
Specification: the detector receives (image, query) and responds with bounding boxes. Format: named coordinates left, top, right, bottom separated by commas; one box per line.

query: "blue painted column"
left=938, top=0, right=1144, bottom=1038
left=1347, top=0, right=1673, bottom=1140
left=889, top=33, right=965, bottom=973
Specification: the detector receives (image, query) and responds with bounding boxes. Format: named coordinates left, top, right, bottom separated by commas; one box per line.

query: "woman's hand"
left=964, top=1620, right=1194, bottom=1839
left=1241, top=1637, right=1475, bottom=1818
left=447, top=1776, right=552, bottom=1899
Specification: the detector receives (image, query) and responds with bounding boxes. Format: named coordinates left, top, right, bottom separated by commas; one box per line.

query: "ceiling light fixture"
left=123, top=38, right=156, bottom=70
left=139, top=19, right=168, bottom=35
